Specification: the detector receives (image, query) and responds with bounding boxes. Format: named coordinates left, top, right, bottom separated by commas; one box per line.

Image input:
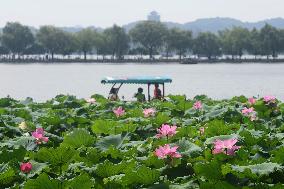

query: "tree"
left=259, top=24, right=282, bottom=59
left=247, top=28, right=262, bottom=59
left=103, top=25, right=129, bottom=59
left=193, top=32, right=221, bottom=60
left=165, top=28, right=192, bottom=60
left=58, top=32, right=77, bottom=57
left=96, top=32, right=112, bottom=60
left=130, top=21, right=167, bottom=59
left=1, top=22, right=34, bottom=57
left=76, top=28, right=98, bottom=60
left=37, top=26, right=66, bottom=60
left=219, top=27, right=250, bottom=59
left=24, top=43, right=45, bottom=55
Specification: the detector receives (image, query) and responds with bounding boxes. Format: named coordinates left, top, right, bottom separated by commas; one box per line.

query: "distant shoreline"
left=1, top=58, right=284, bottom=64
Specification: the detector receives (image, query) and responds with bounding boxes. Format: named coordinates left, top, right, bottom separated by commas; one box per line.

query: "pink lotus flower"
left=32, top=128, right=49, bottom=144
left=143, top=108, right=156, bottom=117
left=213, top=139, right=241, bottom=156
left=154, top=144, right=182, bottom=159
left=86, top=98, right=96, bottom=104
left=199, top=127, right=205, bottom=135
left=248, top=97, right=256, bottom=105
left=242, top=107, right=257, bottom=121
left=113, top=106, right=125, bottom=117
left=20, top=162, right=32, bottom=173
left=242, top=107, right=254, bottom=116
left=193, top=101, right=202, bottom=110
left=156, top=124, right=177, bottom=138
left=263, top=95, right=276, bottom=104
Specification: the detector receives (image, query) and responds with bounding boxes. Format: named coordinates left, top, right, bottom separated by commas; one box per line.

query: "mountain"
left=123, top=17, right=284, bottom=34
left=60, top=26, right=103, bottom=33
left=1, top=17, right=284, bottom=34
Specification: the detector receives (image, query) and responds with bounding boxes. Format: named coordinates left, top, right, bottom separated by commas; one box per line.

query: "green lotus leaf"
left=62, top=128, right=94, bottom=148
left=0, top=163, right=16, bottom=186
left=24, top=173, right=62, bottom=189
left=67, top=174, right=94, bottom=189
left=91, top=119, right=118, bottom=135
left=0, top=146, right=26, bottom=163
left=96, top=133, right=129, bottom=151
left=231, top=162, right=283, bottom=176
left=26, top=160, right=48, bottom=178
left=176, top=138, right=202, bottom=157
left=123, top=165, right=161, bottom=185
left=35, top=146, right=77, bottom=167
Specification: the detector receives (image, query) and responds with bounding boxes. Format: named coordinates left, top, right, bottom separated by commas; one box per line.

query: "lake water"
left=0, top=63, right=284, bottom=102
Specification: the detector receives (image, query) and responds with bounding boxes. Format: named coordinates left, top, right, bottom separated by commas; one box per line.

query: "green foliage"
left=0, top=163, right=16, bottom=186
left=62, top=128, right=94, bottom=148
left=0, top=147, right=26, bottom=163
left=1, top=22, right=34, bottom=55
left=0, top=94, right=283, bottom=188
left=96, top=133, right=129, bottom=151
left=176, top=138, right=202, bottom=157
left=231, top=162, right=282, bottom=176
left=35, top=146, right=77, bottom=167
left=129, top=20, right=167, bottom=58
left=103, top=25, right=129, bottom=59
left=193, top=32, right=221, bottom=59
left=67, top=174, right=94, bottom=189
left=24, top=173, right=61, bottom=189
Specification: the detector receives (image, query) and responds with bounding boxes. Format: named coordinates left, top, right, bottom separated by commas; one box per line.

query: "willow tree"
left=130, top=21, right=167, bottom=59
left=193, top=32, right=221, bottom=60
left=165, top=28, right=192, bottom=60
left=37, top=26, right=64, bottom=60
left=219, top=27, right=250, bottom=59
left=259, top=24, right=282, bottom=59
left=76, top=28, right=98, bottom=60
left=1, top=22, right=34, bottom=58
left=103, top=25, right=129, bottom=60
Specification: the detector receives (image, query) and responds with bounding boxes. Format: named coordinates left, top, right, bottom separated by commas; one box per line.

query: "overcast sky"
left=0, top=0, right=283, bottom=28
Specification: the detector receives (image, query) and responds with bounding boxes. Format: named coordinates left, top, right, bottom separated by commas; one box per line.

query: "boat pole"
left=148, top=83, right=150, bottom=101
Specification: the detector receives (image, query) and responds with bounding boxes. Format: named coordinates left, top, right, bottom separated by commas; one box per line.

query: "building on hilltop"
left=147, top=11, right=161, bottom=22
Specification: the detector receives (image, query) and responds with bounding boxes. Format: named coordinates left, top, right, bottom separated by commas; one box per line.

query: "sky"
left=0, top=0, right=283, bottom=28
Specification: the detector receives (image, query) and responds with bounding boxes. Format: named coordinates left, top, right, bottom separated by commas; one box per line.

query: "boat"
left=101, top=76, right=172, bottom=101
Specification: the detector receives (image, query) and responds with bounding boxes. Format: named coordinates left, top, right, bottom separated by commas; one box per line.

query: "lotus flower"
left=20, top=162, right=32, bottom=173
left=242, top=107, right=255, bottom=116
left=242, top=107, right=257, bottom=121
left=156, top=124, right=177, bottom=138
left=32, top=128, right=49, bottom=144
left=113, top=106, right=125, bottom=117
left=193, top=101, right=202, bottom=110
left=86, top=98, right=96, bottom=104
left=263, top=95, right=276, bottom=104
left=143, top=108, right=156, bottom=117
left=19, top=121, right=28, bottom=130
left=199, top=127, right=205, bottom=135
left=248, top=97, right=256, bottom=105
left=213, top=138, right=241, bottom=156
left=154, top=144, right=182, bottom=159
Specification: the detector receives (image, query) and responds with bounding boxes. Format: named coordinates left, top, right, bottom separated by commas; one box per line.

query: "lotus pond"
left=0, top=94, right=284, bottom=189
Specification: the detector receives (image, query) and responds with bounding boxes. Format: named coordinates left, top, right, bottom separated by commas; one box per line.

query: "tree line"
left=0, top=21, right=284, bottom=61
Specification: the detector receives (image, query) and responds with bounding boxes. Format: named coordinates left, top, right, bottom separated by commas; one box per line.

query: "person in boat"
left=153, top=84, right=162, bottom=100
left=108, top=88, right=119, bottom=101
left=134, top=87, right=146, bottom=102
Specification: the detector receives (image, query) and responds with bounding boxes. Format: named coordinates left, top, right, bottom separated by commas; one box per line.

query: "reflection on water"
left=0, top=63, right=283, bottom=101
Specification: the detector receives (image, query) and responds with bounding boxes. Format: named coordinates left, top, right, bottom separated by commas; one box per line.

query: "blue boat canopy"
left=101, top=76, right=172, bottom=84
